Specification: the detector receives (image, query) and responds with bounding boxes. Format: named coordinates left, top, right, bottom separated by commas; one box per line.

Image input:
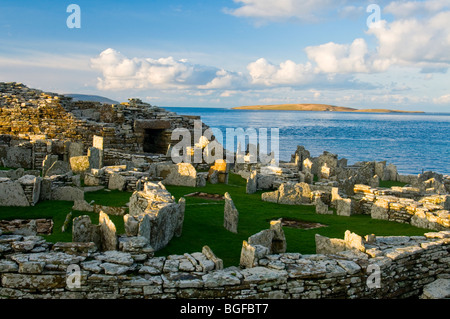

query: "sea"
left=164, top=107, right=450, bottom=176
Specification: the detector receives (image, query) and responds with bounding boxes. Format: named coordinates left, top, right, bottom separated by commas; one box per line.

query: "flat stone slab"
left=421, top=279, right=450, bottom=299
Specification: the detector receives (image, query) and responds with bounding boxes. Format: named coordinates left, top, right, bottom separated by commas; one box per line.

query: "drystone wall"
left=0, top=82, right=203, bottom=160
left=0, top=230, right=448, bottom=299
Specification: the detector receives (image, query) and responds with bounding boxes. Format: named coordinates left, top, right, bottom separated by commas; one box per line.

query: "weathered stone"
left=315, top=234, right=346, bottom=254
left=246, top=170, right=257, bottom=194
left=270, top=219, right=287, bottom=254
left=0, top=260, right=19, bottom=273
left=93, top=204, right=126, bottom=216
left=96, top=251, right=134, bottom=266
left=124, top=214, right=139, bottom=236
left=45, top=160, right=70, bottom=177
left=202, top=246, right=223, bottom=270
left=420, top=279, right=450, bottom=299
left=175, top=197, right=185, bottom=237
left=1, top=273, right=66, bottom=290
left=0, top=179, right=29, bottom=207
left=158, top=163, right=197, bottom=187
left=248, top=229, right=274, bottom=251
left=100, top=263, right=129, bottom=275
left=99, top=211, right=117, bottom=251
left=108, top=172, right=126, bottom=191
left=52, top=186, right=84, bottom=201
left=261, top=190, right=279, bottom=203
left=344, top=230, right=366, bottom=252
left=336, top=198, right=352, bottom=216
left=316, top=197, right=333, bottom=215
left=224, top=192, right=239, bottom=233
left=70, top=156, right=90, bottom=174
left=5, top=146, right=32, bottom=169
left=68, top=142, right=84, bottom=158
left=72, top=199, right=94, bottom=212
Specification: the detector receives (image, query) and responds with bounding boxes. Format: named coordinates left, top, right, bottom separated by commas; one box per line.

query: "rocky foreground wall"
left=0, top=229, right=449, bottom=299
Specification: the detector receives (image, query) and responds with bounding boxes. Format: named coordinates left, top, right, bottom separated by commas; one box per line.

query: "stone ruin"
left=238, top=144, right=450, bottom=232
left=0, top=82, right=449, bottom=299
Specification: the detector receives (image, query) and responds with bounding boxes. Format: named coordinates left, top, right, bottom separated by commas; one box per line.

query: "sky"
left=0, top=0, right=449, bottom=112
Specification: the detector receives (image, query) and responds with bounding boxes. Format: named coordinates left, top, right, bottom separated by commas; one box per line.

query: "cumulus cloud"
left=225, top=0, right=347, bottom=22
left=367, top=11, right=450, bottom=71
left=301, top=4, right=450, bottom=75
left=91, top=48, right=219, bottom=90
left=433, top=94, right=450, bottom=104
left=305, top=38, right=381, bottom=74
left=247, top=58, right=316, bottom=86
left=384, top=0, right=450, bottom=18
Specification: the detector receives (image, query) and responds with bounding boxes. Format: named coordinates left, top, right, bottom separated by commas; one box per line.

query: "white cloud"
left=225, top=0, right=343, bottom=22
left=433, top=94, right=450, bottom=104
left=91, top=48, right=219, bottom=90
left=247, top=58, right=315, bottom=86
left=384, top=0, right=450, bottom=18
left=302, top=6, right=450, bottom=75
left=305, top=38, right=383, bottom=74
left=368, top=11, right=450, bottom=70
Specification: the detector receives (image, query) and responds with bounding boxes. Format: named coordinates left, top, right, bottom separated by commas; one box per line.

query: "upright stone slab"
left=42, top=154, right=58, bottom=175
left=108, top=172, right=126, bottom=191
left=72, top=215, right=94, bottom=243
left=124, top=214, right=139, bottom=236
left=336, top=198, right=352, bottom=217
left=246, top=170, right=257, bottom=194
left=0, top=179, right=30, bottom=207
left=99, top=211, right=118, bottom=251
left=88, top=147, right=101, bottom=170
left=224, top=192, right=239, bottom=233
left=68, top=142, right=84, bottom=159
left=270, top=219, right=287, bottom=253
left=175, top=197, right=186, bottom=237
left=45, top=160, right=70, bottom=177
left=70, top=156, right=90, bottom=174
left=316, top=197, right=333, bottom=215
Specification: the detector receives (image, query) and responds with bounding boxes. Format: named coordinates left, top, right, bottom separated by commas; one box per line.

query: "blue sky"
left=1, top=0, right=449, bottom=111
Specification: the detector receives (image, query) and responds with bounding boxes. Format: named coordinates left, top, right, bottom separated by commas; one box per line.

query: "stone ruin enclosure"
left=0, top=82, right=449, bottom=299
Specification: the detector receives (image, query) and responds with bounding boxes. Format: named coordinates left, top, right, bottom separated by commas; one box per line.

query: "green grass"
left=379, top=180, right=408, bottom=188
left=159, top=174, right=428, bottom=267
left=0, top=189, right=129, bottom=243
left=0, top=174, right=429, bottom=267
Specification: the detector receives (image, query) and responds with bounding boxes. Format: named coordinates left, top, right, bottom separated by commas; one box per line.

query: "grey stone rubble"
left=255, top=145, right=450, bottom=231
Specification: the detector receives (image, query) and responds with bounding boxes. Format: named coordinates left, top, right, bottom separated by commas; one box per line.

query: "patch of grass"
left=160, top=173, right=428, bottom=267
left=84, top=189, right=132, bottom=207
left=0, top=190, right=128, bottom=243
left=379, top=180, right=408, bottom=188
left=0, top=174, right=428, bottom=268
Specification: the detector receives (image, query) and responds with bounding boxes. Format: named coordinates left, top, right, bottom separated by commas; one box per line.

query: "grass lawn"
left=160, top=174, right=428, bottom=267
left=0, top=174, right=428, bottom=267
left=379, top=180, right=408, bottom=188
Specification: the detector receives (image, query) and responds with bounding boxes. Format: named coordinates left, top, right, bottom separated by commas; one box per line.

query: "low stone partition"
left=0, top=229, right=449, bottom=299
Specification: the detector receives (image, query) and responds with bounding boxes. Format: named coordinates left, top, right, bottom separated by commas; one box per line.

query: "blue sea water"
left=164, top=107, right=450, bottom=176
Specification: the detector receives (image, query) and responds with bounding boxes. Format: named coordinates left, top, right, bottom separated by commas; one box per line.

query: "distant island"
left=232, top=104, right=424, bottom=113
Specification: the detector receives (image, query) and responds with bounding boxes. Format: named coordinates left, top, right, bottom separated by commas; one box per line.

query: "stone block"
left=0, top=179, right=29, bottom=207
left=70, top=156, right=90, bottom=174
left=108, top=172, right=126, bottom=191
left=99, top=211, right=118, bottom=251
left=224, top=192, right=239, bottom=233
left=51, top=186, right=84, bottom=201
left=45, top=160, right=70, bottom=177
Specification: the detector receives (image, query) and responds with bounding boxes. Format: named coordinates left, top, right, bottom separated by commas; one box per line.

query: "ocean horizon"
left=164, top=107, right=450, bottom=176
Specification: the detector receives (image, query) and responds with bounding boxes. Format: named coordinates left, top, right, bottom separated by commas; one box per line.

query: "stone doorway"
left=143, top=129, right=167, bottom=154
